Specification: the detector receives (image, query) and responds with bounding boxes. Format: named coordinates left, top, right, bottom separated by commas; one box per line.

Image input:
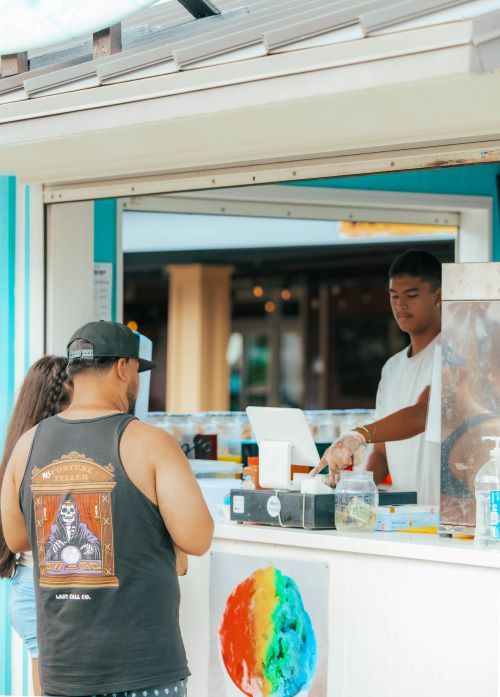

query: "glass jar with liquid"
left=335, top=471, right=378, bottom=532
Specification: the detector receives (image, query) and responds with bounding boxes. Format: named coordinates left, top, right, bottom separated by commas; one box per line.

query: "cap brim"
left=138, top=358, right=158, bottom=373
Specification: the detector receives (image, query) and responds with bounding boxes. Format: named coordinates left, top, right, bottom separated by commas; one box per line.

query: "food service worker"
left=313, top=249, right=442, bottom=505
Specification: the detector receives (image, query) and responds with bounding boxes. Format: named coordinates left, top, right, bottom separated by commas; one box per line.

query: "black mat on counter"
left=230, top=488, right=417, bottom=529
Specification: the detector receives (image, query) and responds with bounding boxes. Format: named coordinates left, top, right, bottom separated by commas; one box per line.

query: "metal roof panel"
left=471, top=8, right=500, bottom=44
left=263, top=1, right=387, bottom=51
left=173, top=0, right=350, bottom=66
left=170, top=0, right=309, bottom=53
left=0, top=55, right=91, bottom=96
left=2, top=0, right=500, bottom=105
left=97, top=45, right=175, bottom=82
left=24, top=61, right=97, bottom=97
left=361, top=0, right=471, bottom=34
left=475, top=36, right=500, bottom=71
left=99, top=7, right=248, bottom=80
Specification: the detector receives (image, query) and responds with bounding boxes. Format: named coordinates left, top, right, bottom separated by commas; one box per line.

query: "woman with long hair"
left=0, top=356, right=72, bottom=695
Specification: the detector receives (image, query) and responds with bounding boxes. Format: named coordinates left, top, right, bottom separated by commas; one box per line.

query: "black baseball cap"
left=67, top=321, right=157, bottom=373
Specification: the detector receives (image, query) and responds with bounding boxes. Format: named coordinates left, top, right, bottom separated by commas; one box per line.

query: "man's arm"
left=311, top=387, right=430, bottom=478
left=0, top=430, right=33, bottom=553
left=175, top=546, right=188, bottom=576
left=356, top=386, right=430, bottom=444
left=364, top=387, right=430, bottom=485
left=149, top=428, right=214, bottom=556
left=365, top=442, right=389, bottom=485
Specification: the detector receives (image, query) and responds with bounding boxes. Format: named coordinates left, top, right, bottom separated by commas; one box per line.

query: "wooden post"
left=1, top=52, right=28, bottom=77
left=93, top=24, right=122, bottom=60
left=176, top=0, right=220, bottom=19
left=166, top=264, right=233, bottom=412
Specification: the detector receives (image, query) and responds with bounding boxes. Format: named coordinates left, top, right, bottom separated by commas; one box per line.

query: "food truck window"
left=122, top=187, right=457, bottom=412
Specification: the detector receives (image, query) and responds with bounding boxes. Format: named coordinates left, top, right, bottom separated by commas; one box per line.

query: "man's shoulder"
left=124, top=419, right=178, bottom=449
left=380, top=345, right=410, bottom=376
left=121, top=419, right=186, bottom=475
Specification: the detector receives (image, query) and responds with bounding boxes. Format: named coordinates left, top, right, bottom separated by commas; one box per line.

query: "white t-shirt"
left=375, top=334, right=441, bottom=505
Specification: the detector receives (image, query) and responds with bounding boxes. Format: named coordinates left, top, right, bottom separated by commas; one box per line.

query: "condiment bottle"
left=242, top=456, right=261, bottom=490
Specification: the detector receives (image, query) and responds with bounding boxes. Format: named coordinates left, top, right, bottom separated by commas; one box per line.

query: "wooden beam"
left=93, top=24, right=122, bottom=60
left=1, top=52, right=28, bottom=77
left=176, top=0, right=220, bottom=19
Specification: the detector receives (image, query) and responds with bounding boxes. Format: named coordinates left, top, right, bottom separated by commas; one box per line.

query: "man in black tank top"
left=1, top=321, right=214, bottom=696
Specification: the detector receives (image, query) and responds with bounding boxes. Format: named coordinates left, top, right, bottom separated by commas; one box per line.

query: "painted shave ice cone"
left=218, top=566, right=318, bottom=697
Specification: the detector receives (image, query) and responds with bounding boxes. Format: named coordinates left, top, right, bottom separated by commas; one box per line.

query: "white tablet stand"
left=258, top=440, right=292, bottom=489
left=246, top=407, right=320, bottom=490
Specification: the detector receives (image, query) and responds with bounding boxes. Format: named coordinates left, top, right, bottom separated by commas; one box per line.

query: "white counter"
left=214, top=522, right=500, bottom=568
left=180, top=522, right=500, bottom=697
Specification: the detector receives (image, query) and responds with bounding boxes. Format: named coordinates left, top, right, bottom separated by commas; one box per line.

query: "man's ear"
left=435, top=287, right=442, bottom=306
left=115, top=357, right=130, bottom=382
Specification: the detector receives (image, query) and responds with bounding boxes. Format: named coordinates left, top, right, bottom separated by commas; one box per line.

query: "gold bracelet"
left=355, top=424, right=372, bottom=444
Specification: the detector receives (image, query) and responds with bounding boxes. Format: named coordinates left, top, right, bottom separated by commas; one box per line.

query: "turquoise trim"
left=24, top=185, right=31, bottom=372
left=0, top=175, right=16, bottom=696
left=0, top=582, right=12, bottom=696
left=23, top=644, right=28, bottom=695
left=0, top=176, right=16, bottom=445
left=296, top=164, right=500, bottom=260
left=93, top=199, right=118, bottom=321
left=23, top=186, right=32, bottom=697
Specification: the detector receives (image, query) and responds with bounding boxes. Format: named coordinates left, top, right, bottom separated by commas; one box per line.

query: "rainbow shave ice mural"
left=219, top=566, right=318, bottom=697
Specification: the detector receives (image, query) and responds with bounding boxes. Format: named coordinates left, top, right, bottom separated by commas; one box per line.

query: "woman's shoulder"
left=10, top=426, right=38, bottom=489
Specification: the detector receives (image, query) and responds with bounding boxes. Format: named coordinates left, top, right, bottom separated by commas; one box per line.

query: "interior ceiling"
left=124, top=239, right=455, bottom=280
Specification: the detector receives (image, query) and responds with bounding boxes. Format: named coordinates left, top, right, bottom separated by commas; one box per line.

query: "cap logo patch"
left=68, top=348, right=94, bottom=360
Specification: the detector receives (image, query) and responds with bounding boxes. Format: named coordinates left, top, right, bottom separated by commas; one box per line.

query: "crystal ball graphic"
left=61, top=545, right=82, bottom=565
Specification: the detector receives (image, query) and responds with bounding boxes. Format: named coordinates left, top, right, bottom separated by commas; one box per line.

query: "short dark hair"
left=66, top=339, right=128, bottom=378
left=388, top=249, right=441, bottom=290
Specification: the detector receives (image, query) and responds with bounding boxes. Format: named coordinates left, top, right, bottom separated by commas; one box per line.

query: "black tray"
left=230, top=488, right=417, bottom=529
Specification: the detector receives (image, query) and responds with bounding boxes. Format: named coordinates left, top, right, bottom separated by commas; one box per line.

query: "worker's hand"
left=309, top=431, right=367, bottom=487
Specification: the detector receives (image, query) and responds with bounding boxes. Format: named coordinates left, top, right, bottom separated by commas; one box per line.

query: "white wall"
left=46, top=201, right=94, bottom=355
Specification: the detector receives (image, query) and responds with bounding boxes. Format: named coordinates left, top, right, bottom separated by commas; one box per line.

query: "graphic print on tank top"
left=30, top=450, right=119, bottom=588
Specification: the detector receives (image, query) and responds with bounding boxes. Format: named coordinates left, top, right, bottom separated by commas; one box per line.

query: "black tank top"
left=19, top=413, right=189, bottom=696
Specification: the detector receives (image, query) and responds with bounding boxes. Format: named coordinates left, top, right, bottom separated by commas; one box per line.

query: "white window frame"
left=31, top=181, right=492, bottom=367
left=121, top=185, right=492, bottom=262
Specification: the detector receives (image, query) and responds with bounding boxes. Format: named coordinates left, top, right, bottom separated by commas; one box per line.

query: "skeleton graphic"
left=45, top=495, right=101, bottom=563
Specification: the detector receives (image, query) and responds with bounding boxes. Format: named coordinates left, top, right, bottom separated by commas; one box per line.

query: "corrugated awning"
left=2, top=0, right=500, bottom=102
left=2, top=0, right=500, bottom=187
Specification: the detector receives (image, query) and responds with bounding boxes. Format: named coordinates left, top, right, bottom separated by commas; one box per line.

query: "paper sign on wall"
left=93, top=262, right=113, bottom=322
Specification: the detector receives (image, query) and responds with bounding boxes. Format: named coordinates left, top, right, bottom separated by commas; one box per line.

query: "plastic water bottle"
left=474, top=436, right=500, bottom=547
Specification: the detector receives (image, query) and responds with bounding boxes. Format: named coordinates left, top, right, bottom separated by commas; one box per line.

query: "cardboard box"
left=376, top=504, right=439, bottom=531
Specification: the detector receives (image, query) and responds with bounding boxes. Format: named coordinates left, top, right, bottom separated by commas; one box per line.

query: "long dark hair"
left=0, top=356, right=72, bottom=578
